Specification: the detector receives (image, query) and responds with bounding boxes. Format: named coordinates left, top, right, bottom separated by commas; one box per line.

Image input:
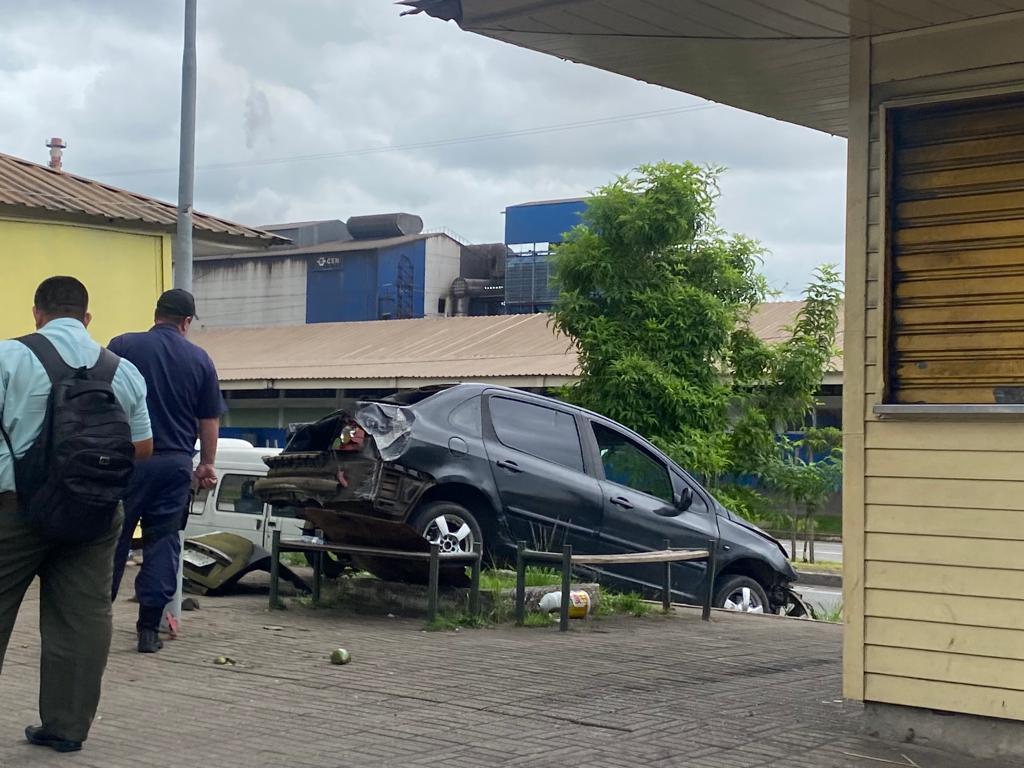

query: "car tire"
left=364, top=501, right=484, bottom=586
left=410, top=501, right=484, bottom=559
left=713, top=575, right=770, bottom=614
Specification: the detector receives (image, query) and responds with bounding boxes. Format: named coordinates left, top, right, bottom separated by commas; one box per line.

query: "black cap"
left=156, top=288, right=197, bottom=318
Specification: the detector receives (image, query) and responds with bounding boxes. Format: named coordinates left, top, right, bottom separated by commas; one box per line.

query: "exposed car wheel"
left=364, top=501, right=484, bottom=586
left=411, top=501, right=483, bottom=558
left=304, top=551, right=348, bottom=579
left=714, top=575, right=769, bottom=614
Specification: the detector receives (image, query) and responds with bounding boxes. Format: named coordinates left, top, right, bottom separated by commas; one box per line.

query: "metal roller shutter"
left=888, top=93, right=1024, bottom=404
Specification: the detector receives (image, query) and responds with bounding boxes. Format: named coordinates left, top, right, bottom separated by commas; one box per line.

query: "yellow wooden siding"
left=866, top=617, right=1024, bottom=662
left=842, top=36, right=872, bottom=702
left=849, top=25, right=1024, bottom=721
left=0, top=218, right=167, bottom=342
left=865, top=674, right=1024, bottom=721
left=866, top=590, right=1024, bottom=632
left=866, top=506, right=1024, bottom=540
left=888, top=93, right=1024, bottom=405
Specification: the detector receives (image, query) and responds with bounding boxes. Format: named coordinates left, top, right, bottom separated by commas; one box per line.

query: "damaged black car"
left=255, top=383, right=809, bottom=616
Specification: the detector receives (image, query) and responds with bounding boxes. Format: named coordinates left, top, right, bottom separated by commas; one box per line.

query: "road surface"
left=796, top=584, right=842, bottom=618
left=786, top=539, right=843, bottom=562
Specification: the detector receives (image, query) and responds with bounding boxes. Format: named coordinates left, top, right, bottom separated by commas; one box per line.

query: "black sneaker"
left=25, top=725, right=82, bottom=753
left=137, top=628, right=163, bottom=653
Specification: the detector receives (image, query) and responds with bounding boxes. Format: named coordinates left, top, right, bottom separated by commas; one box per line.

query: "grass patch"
left=815, top=601, right=843, bottom=623
left=793, top=559, right=842, bottom=573
left=597, top=591, right=651, bottom=618
left=280, top=552, right=308, bottom=567
left=522, top=612, right=555, bottom=627
left=478, top=567, right=562, bottom=591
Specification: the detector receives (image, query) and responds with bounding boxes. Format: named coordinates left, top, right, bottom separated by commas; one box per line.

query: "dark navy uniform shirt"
left=109, top=324, right=224, bottom=454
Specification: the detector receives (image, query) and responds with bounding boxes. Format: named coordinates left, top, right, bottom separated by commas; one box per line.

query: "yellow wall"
left=0, top=217, right=171, bottom=344
left=844, top=18, right=1024, bottom=721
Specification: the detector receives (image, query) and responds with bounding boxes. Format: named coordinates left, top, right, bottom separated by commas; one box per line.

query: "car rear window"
left=489, top=397, right=585, bottom=472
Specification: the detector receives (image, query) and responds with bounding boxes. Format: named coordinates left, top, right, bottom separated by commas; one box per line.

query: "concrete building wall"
left=0, top=217, right=171, bottom=342
left=844, top=18, right=1024, bottom=722
left=423, top=235, right=462, bottom=317
left=195, top=256, right=307, bottom=329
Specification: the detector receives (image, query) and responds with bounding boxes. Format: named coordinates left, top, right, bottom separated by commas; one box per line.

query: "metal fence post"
left=702, top=538, right=717, bottom=622
left=312, top=549, right=323, bottom=606
left=469, top=541, right=482, bottom=619
left=269, top=528, right=281, bottom=610
left=559, top=544, right=572, bottom=632
left=515, top=541, right=526, bottom=626
left=662, top=538, right=672, bottom=613
left=427, top=542, right=440, bottom=624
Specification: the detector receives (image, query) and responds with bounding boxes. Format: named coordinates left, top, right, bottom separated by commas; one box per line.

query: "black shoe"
left=137, top=628, right=163, bottom=653
left=25, top=725, right=82, bottom=753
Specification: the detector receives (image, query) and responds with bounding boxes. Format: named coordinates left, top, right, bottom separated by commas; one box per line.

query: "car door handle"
left=496, top=459, right=522, bottom=473
left=256, top=519, right=263, bottom=530
left=267, top=520, right=278, bottom=529
left=610, top=496, right=634, bottom=510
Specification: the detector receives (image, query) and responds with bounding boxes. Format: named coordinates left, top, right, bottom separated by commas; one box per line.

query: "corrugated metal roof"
left=749, top=300, right=845, bottom=372
left=194, top=232, right=453, bottom=262
left=0, top=152, right=286, bottom=246
left=191, top=313, right=576, bottom=383
left=192, top=302, right=844, bottom=386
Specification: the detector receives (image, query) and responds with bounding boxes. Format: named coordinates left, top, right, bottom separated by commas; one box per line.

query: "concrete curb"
left=795, top=569, right=842, bottom=588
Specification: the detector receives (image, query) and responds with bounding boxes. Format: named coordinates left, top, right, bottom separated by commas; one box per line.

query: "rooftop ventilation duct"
left=346, top=213, right=423, bottom=240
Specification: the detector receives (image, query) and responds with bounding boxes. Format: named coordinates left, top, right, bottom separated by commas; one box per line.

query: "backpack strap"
left=16, top=333, right=76, bottom=385
left=17, top=334, right=120, bottom=384
left=89, top=348, right=121, bottom=384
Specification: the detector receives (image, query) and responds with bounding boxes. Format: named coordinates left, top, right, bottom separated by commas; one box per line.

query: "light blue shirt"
left=0, top=318, right=152, bottom=492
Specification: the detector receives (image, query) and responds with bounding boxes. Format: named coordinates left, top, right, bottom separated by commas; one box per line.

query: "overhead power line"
left=93, top=102, right=720, bottom=179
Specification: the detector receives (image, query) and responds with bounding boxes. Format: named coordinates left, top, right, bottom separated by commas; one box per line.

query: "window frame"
left=877, top=86, right=1024, bottom=415
left=482, top=393, right=589, bottom=474
left=588, top=419, right=675, bottom=504
left=215, top=473, right=266, bottom=516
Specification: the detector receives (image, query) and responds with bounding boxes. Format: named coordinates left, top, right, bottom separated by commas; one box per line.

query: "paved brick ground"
left=0, top=572, right=1018, bottom=768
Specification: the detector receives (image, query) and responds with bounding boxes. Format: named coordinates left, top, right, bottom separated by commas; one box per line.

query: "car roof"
left=420, top=383, right=660, bottom=450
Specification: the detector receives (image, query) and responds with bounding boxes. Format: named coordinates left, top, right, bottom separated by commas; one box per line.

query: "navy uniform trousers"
left=111, top=452, right=193, bottom=631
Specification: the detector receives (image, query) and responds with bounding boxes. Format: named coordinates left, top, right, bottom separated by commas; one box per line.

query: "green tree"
left=550, top=162, right=842, bottom=525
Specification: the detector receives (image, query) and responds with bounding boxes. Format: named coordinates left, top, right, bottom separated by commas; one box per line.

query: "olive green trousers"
left=0, top=491, right=122, bottom=743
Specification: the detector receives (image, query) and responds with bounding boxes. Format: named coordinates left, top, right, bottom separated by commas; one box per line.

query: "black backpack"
left=0, top=333, right=136, bottom=543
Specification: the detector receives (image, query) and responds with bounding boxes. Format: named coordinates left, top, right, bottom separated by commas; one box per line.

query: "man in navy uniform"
left=110, top=289, right=223, bottom=653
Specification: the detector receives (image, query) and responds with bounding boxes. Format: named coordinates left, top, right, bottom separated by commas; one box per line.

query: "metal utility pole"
left=174, top=0, right=197, bottom=292
left=167, top=0, right=197, bottom=633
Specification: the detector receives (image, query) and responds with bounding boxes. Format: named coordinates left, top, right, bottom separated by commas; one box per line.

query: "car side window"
left=672, top=471, right=709, bottom=514
left=448, top=395, right=482, bottom=436
left=216, top=474, right=265, bottom=515
left=592, top=423, right=673, bottom=502
left=489, top=396, right=585, bottom=472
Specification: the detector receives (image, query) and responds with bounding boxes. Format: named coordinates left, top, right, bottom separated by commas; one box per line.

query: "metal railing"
left=269, top=529, right=483, bottom=622
left=515, top=538, right=717, bottom=631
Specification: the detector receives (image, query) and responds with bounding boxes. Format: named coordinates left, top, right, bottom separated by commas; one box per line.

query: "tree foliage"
left=549, top=161, right=843, bottom=521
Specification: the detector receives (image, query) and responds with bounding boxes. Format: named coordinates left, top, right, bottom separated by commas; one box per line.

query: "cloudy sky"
left=0, top=1, right=847, bottom=297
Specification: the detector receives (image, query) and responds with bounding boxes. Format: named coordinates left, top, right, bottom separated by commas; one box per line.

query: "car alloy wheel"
left=722, top=586, right=765, bottom=614
left=422, top=512, right=476, bottom=555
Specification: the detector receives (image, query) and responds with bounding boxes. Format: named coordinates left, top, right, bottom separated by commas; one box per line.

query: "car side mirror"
left=676, top=487, right=693, bottom=512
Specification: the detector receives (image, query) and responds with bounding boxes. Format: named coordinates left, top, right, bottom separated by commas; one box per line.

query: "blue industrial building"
left=194, top=213, right=464, bottom=328
left=503, top=197, right=588, bottom=313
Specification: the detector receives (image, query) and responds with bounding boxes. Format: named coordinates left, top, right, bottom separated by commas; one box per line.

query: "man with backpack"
left=109, top=288, right=223, bottom=654
left=0, top=276, right=153, bottom=753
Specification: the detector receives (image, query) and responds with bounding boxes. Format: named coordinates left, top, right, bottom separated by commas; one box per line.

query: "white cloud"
left=0, top=0, right=847, bottom=297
